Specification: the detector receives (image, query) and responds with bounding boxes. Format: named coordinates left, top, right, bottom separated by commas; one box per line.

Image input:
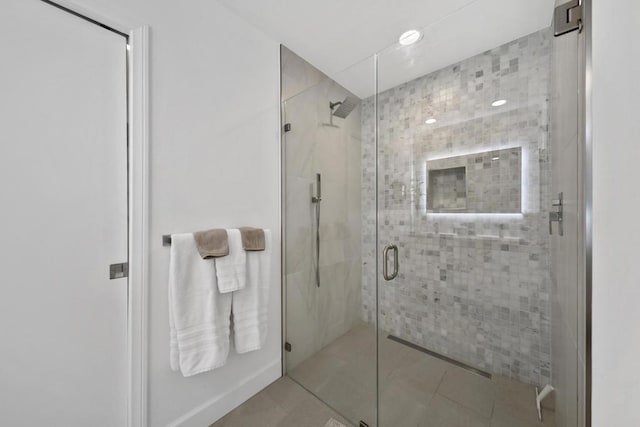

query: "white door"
left=0, top=1, right=128, bottom=425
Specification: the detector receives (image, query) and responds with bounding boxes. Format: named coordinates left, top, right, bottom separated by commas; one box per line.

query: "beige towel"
left=239, top=227, right=265, bottom=251
left=193, top=229, right=229, bottom=258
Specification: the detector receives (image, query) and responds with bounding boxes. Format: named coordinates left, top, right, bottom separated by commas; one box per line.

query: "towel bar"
left=162, top=235, right=172, bottom=246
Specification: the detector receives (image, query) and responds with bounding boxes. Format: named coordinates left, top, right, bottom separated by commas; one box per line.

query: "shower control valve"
left=549, top=192, right=564, bottom=236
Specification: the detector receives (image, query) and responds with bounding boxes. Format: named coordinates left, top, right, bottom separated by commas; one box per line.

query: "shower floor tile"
left=213, top=323, right=555, bottom=426
left=210, top=376, right=350, bottom=427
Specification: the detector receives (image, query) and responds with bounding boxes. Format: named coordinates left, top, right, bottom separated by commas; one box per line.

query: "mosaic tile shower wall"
left=361, top=29, right=552, bottom=387
left=426, top=147, right=522, bottom=213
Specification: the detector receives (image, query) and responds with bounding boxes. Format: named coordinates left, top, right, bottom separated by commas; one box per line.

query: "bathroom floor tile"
left=492, top=374, right=541, bottom=422
left=420, top=394, right=491, bottom=427
left=381, top=351, right=447, bottom=404
left=435, top=366, right=496, bottom=418
left=213, top=325, right=555, bottom=427
left=211, top=389, right=287, bottom=427
left=277, top=390, right=351, bottom=427
left=210, top=375, right=351, bottom=427
left=263, top=376, right=309, bottom=412
left=315, top=365, right=375, bottom=422
left=491, top=403, right=554, bottom=427
left=289, top=351, right=347, bottom=393
left=379, top=381, right=431, bottom=427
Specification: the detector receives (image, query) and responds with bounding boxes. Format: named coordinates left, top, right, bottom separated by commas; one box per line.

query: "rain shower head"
left=330, top=96, right=359, bottom=119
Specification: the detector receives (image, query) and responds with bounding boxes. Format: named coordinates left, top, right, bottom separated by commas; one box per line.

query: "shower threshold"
left=387, top=335, right=492, bottom=379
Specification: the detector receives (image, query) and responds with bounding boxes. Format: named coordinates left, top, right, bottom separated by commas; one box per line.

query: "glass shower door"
left=281, top=47, right=377, bottom=426
left=374, top=3, right=584, bottom=425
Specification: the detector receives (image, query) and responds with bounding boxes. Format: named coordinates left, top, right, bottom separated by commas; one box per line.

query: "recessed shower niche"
left=427, top=166, right=467, bottom=212
left=426, top=147, right=522, bottom=213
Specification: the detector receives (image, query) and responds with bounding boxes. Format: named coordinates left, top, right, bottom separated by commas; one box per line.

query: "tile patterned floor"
left=213, top=323, right=556, bottom=427
left=210, top=376, right=350, bottom=427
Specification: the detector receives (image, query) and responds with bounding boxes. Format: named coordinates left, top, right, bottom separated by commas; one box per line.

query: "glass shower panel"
left=374, top=4, right=581, bottom=425
left=281, top=48, right=377, bottom=427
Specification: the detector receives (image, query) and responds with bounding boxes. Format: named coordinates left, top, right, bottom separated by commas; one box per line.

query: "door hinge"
left=284, top=123, right=292, bottom=132
left=284, top=342, right=292, bottom=352
left=554, top=0, right=583, bottom=37
left=109, top=262, right=129, bottom=279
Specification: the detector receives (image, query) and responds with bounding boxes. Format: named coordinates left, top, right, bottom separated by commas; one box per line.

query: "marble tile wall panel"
left=361, top=29, right=553, bottom=387
left=283, top=76, right=363, bottom=369
left=281, top=46, right=329, bottom=101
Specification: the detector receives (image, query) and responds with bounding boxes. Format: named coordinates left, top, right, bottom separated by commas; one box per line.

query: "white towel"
left=232, top=229, right=272, bottom=353
left=168, top=233, right=232, bottom=376
left=215, top=229, right=247, bottom=293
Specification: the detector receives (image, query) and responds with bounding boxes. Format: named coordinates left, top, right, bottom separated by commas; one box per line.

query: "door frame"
left=582, top=0, right=593, bottom=426
left=38, top=2, right=150, bottom=426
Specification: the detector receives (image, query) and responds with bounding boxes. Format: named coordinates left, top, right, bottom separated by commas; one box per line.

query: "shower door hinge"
left=109, top=262, right=129, bottom=279
left=284, top=342, right=292, bottom=352
left=284, top=123, right=292, bottom=132
left=554, top=0, right=583, bottom=37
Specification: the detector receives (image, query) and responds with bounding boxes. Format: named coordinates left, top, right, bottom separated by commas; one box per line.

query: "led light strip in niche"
left=423, top=144, right=529, bottom=218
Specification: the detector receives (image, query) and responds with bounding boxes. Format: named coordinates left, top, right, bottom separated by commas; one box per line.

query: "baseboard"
left=167, top=358, right=281, bottom=427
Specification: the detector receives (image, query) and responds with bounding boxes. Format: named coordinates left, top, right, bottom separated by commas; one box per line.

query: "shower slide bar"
left=312, top=173, right=321, bottom=288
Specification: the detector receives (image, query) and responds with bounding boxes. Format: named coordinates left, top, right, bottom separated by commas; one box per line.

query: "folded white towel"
left=232, top=229, right=272, bottom=353
left=168, top=233, right=232, bottom=376
left=215, top=229, right=247, bottom=293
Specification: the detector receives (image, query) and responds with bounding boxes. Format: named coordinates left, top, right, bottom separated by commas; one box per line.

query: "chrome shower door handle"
left=391, top=245, right=399, bottom=280
left=383, top=244, right=399, bottom=281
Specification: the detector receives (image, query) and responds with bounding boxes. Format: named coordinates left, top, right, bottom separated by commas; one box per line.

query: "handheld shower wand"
left=312, top=173, right=321, bottom=288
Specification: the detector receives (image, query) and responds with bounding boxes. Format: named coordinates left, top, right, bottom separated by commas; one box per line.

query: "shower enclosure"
left=281, top=1, right=589, bottom=426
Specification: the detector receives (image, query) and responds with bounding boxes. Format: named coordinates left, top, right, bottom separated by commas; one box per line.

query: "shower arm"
left=327, top=102, right=340, bottom=127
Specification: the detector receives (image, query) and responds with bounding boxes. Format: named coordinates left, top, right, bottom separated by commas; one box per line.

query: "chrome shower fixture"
left=312, top=173, right=321, bottom=288
left=330, top=96, right=359, bottom=119
left=312, top=172, right=321, bottom=203
left=324, top=96, right=359, bottom=128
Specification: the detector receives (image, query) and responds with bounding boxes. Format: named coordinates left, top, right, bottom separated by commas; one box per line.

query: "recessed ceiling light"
left=399, top=30, right=422, bottom=46
left=491, top=99, right=507, bottom=107
left=425, top=118, right=437, bottom=125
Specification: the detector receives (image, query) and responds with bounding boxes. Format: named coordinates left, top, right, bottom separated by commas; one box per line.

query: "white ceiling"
left=219, top=0, right=555, bottom=98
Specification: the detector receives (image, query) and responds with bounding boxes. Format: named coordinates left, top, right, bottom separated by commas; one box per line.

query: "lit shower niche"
left=426, top=147, right=522, bottom=214
left=427, top=166, right=467, bottom=212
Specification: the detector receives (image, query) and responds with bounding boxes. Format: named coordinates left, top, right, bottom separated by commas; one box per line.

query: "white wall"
left=592, top=1, right=640, bottom=426
left=65, top=1, right=282, bottom=425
